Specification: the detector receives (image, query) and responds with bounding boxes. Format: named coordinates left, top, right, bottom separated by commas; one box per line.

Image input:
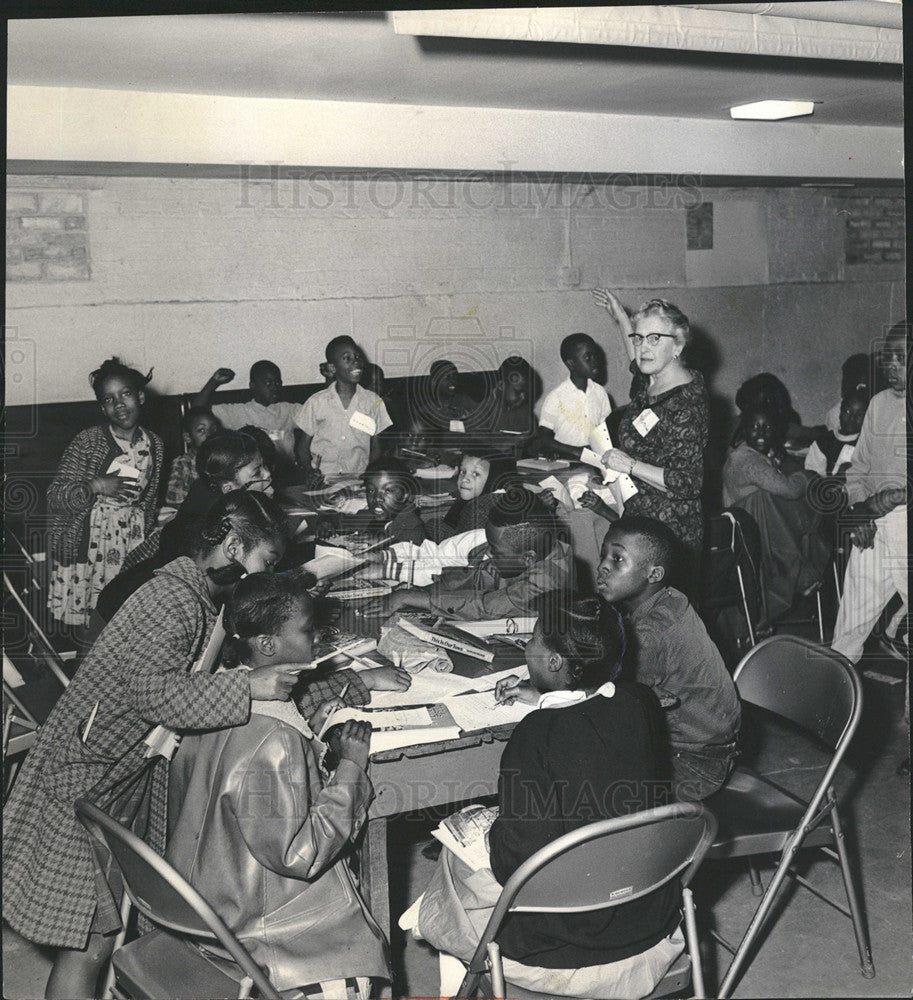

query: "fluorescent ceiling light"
left=730, top=100, right=815, bottom=120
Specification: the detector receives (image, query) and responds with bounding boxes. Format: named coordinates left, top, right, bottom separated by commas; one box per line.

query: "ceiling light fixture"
left=730, top=100, right=815, bottom=120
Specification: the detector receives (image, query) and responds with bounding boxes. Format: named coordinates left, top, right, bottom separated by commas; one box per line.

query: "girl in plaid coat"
left=4, top=492, right=306, bottom=999
left=46, top=358, right=164, bottom=629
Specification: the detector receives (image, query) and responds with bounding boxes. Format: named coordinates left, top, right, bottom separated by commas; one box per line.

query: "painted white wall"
left=6, top=174, right=903, bottom=430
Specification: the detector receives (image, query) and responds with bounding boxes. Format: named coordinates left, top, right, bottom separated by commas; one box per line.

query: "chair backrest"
left=74, top=799, right=282, bottom=1000
left=489, top=803, right=716, bottom=923
left=732, top=635, right=860, bottom=750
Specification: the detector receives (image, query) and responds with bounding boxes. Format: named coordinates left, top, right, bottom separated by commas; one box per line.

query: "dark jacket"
left=167, top=704, right=389, bottom=991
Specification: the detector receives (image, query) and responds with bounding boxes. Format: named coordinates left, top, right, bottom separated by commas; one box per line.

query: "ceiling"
left=6, top=10, right=903, bottom=128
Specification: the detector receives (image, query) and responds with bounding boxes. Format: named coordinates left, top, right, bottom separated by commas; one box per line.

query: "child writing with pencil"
left=404, top=597, right=681, bottom=998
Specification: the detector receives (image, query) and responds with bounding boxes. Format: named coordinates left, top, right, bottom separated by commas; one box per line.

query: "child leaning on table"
left=358, top=486, right=573, bottom=620
left=402, top=597, right=682, bottom=999
left=596, top=516, right=740, bottom=802
left=166, top=573, right=390, bottom=998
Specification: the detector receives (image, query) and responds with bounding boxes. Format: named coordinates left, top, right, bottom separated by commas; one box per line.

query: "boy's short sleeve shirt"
left=210, top=400, right=300, bottom=460
left=538, top=378, right=611, bottom=447
left=295, top=385, right=392, bottom=476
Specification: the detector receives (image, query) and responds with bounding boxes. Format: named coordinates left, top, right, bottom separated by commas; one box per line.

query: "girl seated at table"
left=404, top=597, right=683, bottom=999
left=428, top=452, right=518, bottom=543
left=167, top=573, right=390, bottom=999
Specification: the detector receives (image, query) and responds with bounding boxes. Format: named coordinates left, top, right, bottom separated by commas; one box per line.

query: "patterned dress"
left=617, top=367, right=709, bottom=558
left=3, top=557, right=251, bottom=949
left=47, top=424, right=164, bottom=627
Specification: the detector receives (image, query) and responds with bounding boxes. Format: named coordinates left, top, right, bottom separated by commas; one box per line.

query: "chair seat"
left=705, top=766, right=835, bottom=860
left=113, top=928, right=244, bottom=1000
left=474, top=949, right=691, bottom=1000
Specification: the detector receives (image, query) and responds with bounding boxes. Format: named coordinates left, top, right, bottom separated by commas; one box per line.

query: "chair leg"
left=746, top=857, right=764, bottom=897
left=718, top=837, right=804, bottom=999
left=828, top=794, right=876, bottom=979
left=486, top=942, right=506, bottom=999
left=101, top=894, right=132, bottom=999
left=736, top=566, right=757, bottom=647
left=682, top=887, right=705, bottom=999
left=816, top=589, right=825, bottom=644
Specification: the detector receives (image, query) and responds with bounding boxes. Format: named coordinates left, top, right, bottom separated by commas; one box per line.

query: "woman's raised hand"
left=210, top=367, right=236, bottom=385
left=592, top=288, right=628, bottom=324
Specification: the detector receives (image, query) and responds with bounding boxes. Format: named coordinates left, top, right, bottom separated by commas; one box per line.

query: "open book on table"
left=317, top=702, right=461, bottom=754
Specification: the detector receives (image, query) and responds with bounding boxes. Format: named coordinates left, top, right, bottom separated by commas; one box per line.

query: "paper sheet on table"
left=303, top=546, right=364, bottom=581
left=368, top=664, right=529, bottom=709
left=369, top=670, right=482, bottom=708
left=320, top=497, right=369, bottom=514
left=300, top=479, right=360, bottom=498
left=442, top=689, right=537, bottom=733
left=317, top=703, right=461, bottom=753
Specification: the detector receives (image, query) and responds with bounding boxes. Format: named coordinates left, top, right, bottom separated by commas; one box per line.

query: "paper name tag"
left=348, top=411, right=377, bottom=435
left=449, top=420, right=466, bottom=433
left=633, top=408, right=659, bottom=437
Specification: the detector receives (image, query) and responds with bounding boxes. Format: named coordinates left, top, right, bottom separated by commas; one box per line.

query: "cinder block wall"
left=6, top=174, right=904, bottom=435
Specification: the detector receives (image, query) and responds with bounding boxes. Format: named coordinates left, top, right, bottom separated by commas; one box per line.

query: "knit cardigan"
left=46, top=424, right=164, bottom=564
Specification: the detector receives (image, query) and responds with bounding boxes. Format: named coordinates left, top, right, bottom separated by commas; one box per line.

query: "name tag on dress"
left=449, top=420, right=466, bottom=433
left=348, top=411, right=376, bottom=435
left=632, top=408, right=659, bottom=437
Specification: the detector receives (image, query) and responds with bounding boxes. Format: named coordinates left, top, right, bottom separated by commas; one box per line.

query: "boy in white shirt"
left=295, top=336, right=392, bottom=479
left=194, top=360, right=301, bottom=465
left=537, top=333, right=612, bottom=460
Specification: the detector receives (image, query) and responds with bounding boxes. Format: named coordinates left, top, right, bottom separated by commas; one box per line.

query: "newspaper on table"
left=143, top=608, right=225, bottom=760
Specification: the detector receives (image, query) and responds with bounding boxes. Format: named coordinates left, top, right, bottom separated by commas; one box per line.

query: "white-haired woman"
left=593, top=289, right=708, bottom=564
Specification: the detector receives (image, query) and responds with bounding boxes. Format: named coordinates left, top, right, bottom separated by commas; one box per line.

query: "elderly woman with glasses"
left=592, top=289, right=709, bottom=571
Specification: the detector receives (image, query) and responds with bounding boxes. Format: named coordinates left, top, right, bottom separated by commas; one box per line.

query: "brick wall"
left=5, top=174, right=904, bottom=438
left=843, top=192, right=905, bottom=265
left=7, top=189, right=91, bottom=281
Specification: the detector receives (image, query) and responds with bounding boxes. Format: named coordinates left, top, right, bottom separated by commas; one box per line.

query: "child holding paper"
left=46, top=357, right=164, bottom=629
left=168, top=573, right=390, bottom=997
left=295, top=336, right=392, bottom=480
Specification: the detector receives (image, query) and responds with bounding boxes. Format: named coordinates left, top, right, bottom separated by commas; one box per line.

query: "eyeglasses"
left=628, top=333, right=677, bottom=347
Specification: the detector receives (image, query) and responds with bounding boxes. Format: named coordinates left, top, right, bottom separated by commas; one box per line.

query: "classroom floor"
left=3, top=629, right=910, bottom=999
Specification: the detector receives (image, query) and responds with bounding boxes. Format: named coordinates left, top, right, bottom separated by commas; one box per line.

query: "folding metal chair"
left=2, top=659, right=39, bottom=802
left=705, top=635, right=874, bottom=998
left=701, top=510, right=765, bottom=651
left=74, top=799, right=282, bottom=1000
left=454, top=803, right=717, bottom=1000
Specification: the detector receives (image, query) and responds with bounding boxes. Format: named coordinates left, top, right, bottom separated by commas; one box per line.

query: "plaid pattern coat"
left=47, top=423, right=164, bottom=564
left=2, top=557, right=251, bottom=949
